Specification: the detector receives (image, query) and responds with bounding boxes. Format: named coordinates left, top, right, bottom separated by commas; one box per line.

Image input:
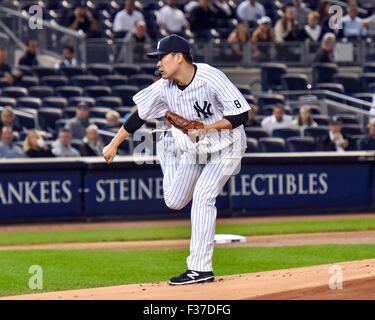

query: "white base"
left=214, top=234, right=247, bottom=244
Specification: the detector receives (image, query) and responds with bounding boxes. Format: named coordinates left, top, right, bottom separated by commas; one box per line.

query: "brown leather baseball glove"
left=165, top=111, right=205, bottom=142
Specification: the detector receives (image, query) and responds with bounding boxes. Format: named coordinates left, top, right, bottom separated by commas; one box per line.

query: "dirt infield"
left=2, top=259, right=375, bottom=300
left=1, top=230, right=375, bottom=251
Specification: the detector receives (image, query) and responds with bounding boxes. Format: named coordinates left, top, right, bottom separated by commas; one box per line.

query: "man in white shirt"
left=157, top=0, right=189, bottom=36
left=52, top=128, right=81, bottom=158
left=261, top=104, right=296, bottom=134
left=113, top=0, right=144, bottom=35
left=342, top=5, right=368, bottom=38
left=236, top=0, right=265, bottom=24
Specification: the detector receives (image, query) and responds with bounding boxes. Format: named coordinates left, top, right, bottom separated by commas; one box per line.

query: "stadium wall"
left=0, top=152, right=374, bottom=223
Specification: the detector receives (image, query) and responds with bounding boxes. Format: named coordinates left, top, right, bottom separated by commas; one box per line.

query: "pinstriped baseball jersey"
left=133, top=63, right=251, bottom=154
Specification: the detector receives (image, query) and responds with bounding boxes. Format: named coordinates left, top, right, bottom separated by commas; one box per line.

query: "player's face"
left=156, top=53, right=180, bottom=80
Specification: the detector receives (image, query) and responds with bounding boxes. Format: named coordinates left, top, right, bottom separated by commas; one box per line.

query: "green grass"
left=1, top=244, right=375, bottom=297
left=1, top=218, right=375, bottom=246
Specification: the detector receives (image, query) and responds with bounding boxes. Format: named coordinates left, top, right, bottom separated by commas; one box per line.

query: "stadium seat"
left=90, top=107, right=112, bottom=118
left=236, top=85, right=251, bottom=95
left=244, top=127, right=270, bottom=139
left=71, top=75, right=99, bottom=87
left=359, top=73, right=375, bottom=92
left=60, top=65, right=85, bottom=77
left=113, top=63, right=141, bottom=76
left=256, top=93, right=285, bottom=107
left=313, top=115, right=330, bottom=126
left=19, top=76, right=39, bottom=88
left=333, top=73, right=362, bottom=94
left=312, top=63, right=338, bottom=86
left=63, top=106, right=77, bottom=119
left=2, top=86, right=28, bottom=98
left=272, top=128, right=300, bottom=139
left=244, top=94, right=255, bottom=105
left=100, top=75, right=129, bottom=86
left=341, top=125, right=363, bottom=136
left=38, top=108, right=63, bottom=131
left=112, top=85, right=138, bottom=106
left=42, top=97, right=68, bottom=109
left=115, top=106, right=133, bottom=117
left=315, top=82, right=345, bottom=93
left=18, top=65, right=33, bottom=76
left=85, top=85, right=112, bottom=98
left=90, top=117, right=108, bottom=129
left=281, top=74, right=309, bottom=91
left=335, top=114, right=359, bottom=125
left=258, top=105, right=275, bottom=116
left=71, top=139, right=84, bottom=152
left=17, top=112, right=36, bottom=130
left=287, top=137, right=316, bottom=152
left=29, top=85, right=54, bottom=98
left=304, top=126, right=329, bottom=140
left=0, top=97, right=17, bottom=107
left=260, top=63, right=287, bottom=91
left=95, top=96, right=123, bottom=108
left=41, top=75, right=69, bottom=87
left=68, top=96, right=96, bottom=107
left=17, top=97, right=42, bottom=109
left=246, top=137, right=258, bottom=152
left=32, top=66, right=57, bottom=78
left=56, top=86, right=84, bottom=98
left=140, top=64, right=157, bottom=75
left=129, top=74, right=154, bottom=87
left=363, top=62, right=375, bottom=73
left=353, top=93, right=373, bottom=103
left=0, top=78, right=9, bottom=88
left=258, top=137, right=286, bottom=152
left=86, top=64, right=113, bottom=76
left=55, top=118, right=69, bottom=131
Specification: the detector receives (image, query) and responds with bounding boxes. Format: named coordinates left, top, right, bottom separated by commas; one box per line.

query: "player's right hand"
left=102, top=144, right=117, bottom=164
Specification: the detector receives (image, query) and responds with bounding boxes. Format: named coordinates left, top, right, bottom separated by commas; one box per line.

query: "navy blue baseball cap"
left=147, top=34, right=191, bottom=58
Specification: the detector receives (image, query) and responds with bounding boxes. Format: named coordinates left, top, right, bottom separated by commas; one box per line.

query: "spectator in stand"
left=79, top=124, right=105, bottom=156
left=313, top=32, right=336, bottom=62
left=123, top=21, right=152, bottom=62
left=274, top=4, right=299, bottom=42
left=245, top=104, right=261, bottom=127
left=318, top=0, right=342, bottom=38
left=51, top=128, right=80, bottom=157
left=0, top=126, right=25, bottom=158
left=342, top=5, right=368, bottom=39
left=293, top=0, right=311, bottom=31
left=319, top=119, right=351, bottom=151
left=157, top=0, right=189, bottom=37
left=185, top=0, right=199, bottom=15
left=23, top=129, right=54, bottom=158
left=18, top=40, right=38, bottom=67
left=66, top=1, right=101, bottom=37
left=251, top=16, right=275, bottom=60
left=189, top=0, right=217, bottom=40
left=293, top=105, right=318, bottom=136
left=0, top=48, right=22, bottom=85
left=365, top=7, right=375, bottom=36
left=236, top=0, right=265, bottom=26
left=0, top=106, right=22, bottom=133
left=261, top=104, right=295, bottom=134
left=227, top=21, right=251, bottom=58
left=359, top=118, right=375, bottom=150
left=105, top=110, right=121, bottom=130
left=56, top=46, right=78, bottom=69
left=64, top=102, right=92, bottom=140
left=113, top=0, right=144, bottom=37
left=298, top=11, right=322, bottom=42
left=213, top=0, right=234, bottom=22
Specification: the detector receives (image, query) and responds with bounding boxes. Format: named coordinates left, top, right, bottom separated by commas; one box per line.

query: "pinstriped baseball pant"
left=157, top=135, right=243, bottom=272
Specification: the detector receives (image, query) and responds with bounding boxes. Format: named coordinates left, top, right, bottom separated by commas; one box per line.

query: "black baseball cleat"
left=169, top=270, right=215, bottom=285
